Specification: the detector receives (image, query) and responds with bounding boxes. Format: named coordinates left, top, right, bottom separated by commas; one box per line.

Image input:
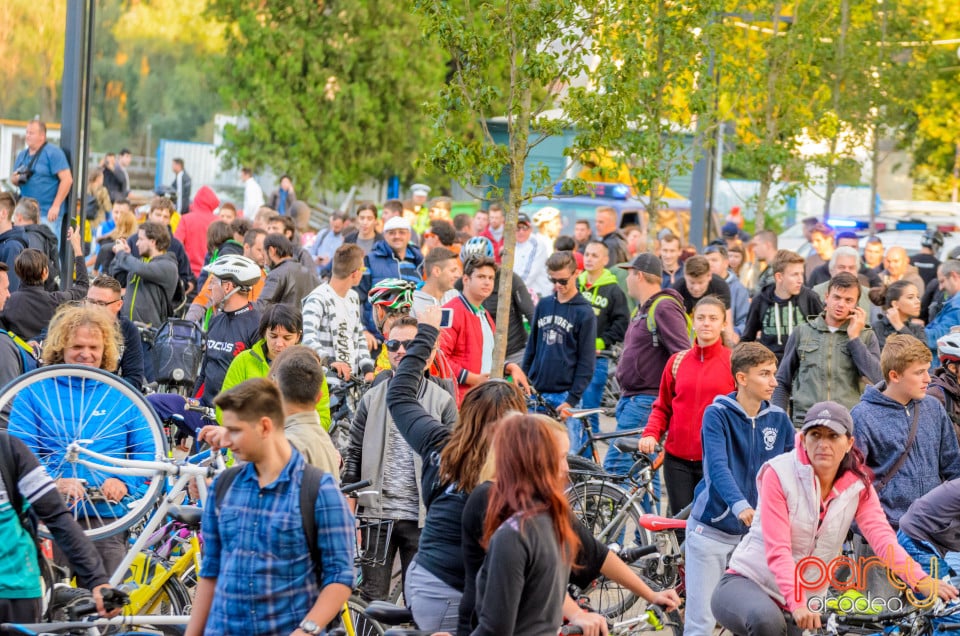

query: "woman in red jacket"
left=639, top=296, right=734, bottom=515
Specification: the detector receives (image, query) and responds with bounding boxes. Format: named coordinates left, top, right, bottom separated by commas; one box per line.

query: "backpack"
left=643, top=294, right=693, bottom=348
left=0, top=328, right=39, bottom=374
left=214, top=464, right=325, bottom=584
left=151, top=319, right=205, bottom=386
left=23, top=226, right=61, bottom=289
left=0, top=432, right=40, bottom=545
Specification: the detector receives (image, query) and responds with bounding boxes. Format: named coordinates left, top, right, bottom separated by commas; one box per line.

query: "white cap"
left=411, top=183, right=431, bottom=197
left=383, top=216, right=412, bottom=232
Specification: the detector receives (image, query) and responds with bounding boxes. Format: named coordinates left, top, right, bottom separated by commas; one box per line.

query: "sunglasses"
left=549, top=277, right=570, bottom=286
left=87, top=297, right=123, bottom=307
left=384, top=339, right=414, bottom=352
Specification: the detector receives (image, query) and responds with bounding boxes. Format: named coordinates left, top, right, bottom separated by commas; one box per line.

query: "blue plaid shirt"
left=200, top=449, right=355, bottom=636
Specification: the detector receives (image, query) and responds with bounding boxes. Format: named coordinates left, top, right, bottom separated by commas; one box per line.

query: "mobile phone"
left=440, top=308, right=454, bottom=329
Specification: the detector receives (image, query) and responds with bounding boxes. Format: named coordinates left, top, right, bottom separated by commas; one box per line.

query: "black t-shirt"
left=911, top=253, right=941, bottom=288
left=460, top=481, right=609, bottom=635
left=675, top=274, right=732, bottom=314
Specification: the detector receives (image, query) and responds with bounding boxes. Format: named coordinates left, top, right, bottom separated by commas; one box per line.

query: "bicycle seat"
left=167, top=505, right=203, bottom=528
left=638, top=514, right=687, bottom=531
left=568, top=407, right=606, bottom=419
left=363, top=601, right=414, bottom=625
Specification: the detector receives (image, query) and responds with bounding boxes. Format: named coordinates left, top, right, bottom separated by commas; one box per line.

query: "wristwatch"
left=299, top=619, right=321, bottom=635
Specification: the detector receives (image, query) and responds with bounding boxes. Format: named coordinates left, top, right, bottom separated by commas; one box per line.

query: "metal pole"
left=688, top=47, right=715, bottom=251
left=59, top=0, right=96, bottom=289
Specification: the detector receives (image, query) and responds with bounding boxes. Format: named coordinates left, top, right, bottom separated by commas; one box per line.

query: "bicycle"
left=0, top=365, right=169, bottom=541
left=1, top=586, right=133, bottom=636
left=565, top=439, right=679, bottom=621
left=527, top=391, right=641, bottom=471
left=784, top=599, right=960, bottom=635
left=327, top=374, right=369, bottom=456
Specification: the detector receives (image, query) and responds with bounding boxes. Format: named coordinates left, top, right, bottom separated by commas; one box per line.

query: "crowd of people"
left=5, top=141, right=960, bottom=635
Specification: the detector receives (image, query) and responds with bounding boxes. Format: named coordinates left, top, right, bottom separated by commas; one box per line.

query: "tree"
left=718, top=0, right=829, bottom=231
left=567, top=0, right=718, bottom=246
left=207, top=0, right=447, bottom=195
left=419, top=0, right=621, bottom=374
left=908, top=2, right=960, bottom=202
left=0, top=0, right=66, bottom=122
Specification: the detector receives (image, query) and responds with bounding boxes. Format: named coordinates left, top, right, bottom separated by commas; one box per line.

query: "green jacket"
left=220, top=340, right=331, bottom=430
left=772, top=314, right=882, bottom=427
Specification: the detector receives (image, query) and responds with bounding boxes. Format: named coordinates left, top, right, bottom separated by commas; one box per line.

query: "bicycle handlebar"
left=341, top=479, right=372, bottom=496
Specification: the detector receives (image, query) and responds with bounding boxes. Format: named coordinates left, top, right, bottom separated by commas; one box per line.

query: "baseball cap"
left=618, top=253, right=662, bottom=278
left=721, top=222, right=740, bottom=238
left=410, top=183, right=431, bottom=197
left=801, top=401, right=854, bottom=436
left=517, top=213, right=532, bottom=227
left=383, top=216, right=412, bottom=232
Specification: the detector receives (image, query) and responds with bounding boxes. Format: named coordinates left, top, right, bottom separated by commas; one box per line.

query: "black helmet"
left=922, top=229, right=944, bottom=251
left=948, top=245, right=960, bottom=261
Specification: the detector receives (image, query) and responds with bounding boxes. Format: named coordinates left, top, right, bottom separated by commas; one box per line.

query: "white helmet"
left=203, top=255, right=261, bottom=289
left=532, top=206, right=560, bottom=226
left=938, top=333, right=960, bottom=365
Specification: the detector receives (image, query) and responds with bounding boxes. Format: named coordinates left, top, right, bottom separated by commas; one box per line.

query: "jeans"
left=537, top=391, right=583, bottom=453
left=359, top=519, right=420, bottom=603
left=576, top=357, right=609, bottom=458
left=683, top=523, right=739, bottom=636
left=897, top=530, right=960, bottom=627
left=603, top=393, right=660, bottom=513
left=405, top=557, right=461, bottom=632
left=712, top=573, right=804, bottom=636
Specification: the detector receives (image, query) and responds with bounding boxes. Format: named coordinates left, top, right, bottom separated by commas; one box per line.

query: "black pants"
left=359, top=519, right=420, bottom=602
left=663, top=452, right=703, bottom=516
left=53, top=518, right=127, bottom=578
left=0, top=597, right=42, bottom=623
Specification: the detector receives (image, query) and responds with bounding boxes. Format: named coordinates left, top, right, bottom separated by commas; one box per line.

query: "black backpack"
left=214, top=464, right=325, bottom=584
left=23, top=226, right=61, bottom=290
left=151, top=319, right=205, bottom=387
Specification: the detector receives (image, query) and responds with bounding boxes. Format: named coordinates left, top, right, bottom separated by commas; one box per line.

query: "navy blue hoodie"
left=689, top=393, right=794, bottom=538
left=852, top=383, right=960, bottom=527
left=521, top=291, right=596, bottom=405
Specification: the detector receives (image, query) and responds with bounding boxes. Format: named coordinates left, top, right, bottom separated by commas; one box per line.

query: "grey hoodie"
left=852, top=383, right=960, bottom=527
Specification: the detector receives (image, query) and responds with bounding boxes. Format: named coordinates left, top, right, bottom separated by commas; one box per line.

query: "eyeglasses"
left=87, top=297, right=122, bottom=307
left=549, top=277, right=570, bottom=286
left=384, top=339, right=414, bottom=352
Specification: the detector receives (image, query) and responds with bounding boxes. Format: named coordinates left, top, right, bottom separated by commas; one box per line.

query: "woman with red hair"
left=472, top=413, right=580, bottom=636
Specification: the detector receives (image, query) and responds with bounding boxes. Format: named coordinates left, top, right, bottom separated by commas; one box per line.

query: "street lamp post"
left=60, top=0, right=96, bottom=289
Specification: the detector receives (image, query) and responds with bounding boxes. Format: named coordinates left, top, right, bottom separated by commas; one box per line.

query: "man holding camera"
left=10, top=120, right=73, bottom=238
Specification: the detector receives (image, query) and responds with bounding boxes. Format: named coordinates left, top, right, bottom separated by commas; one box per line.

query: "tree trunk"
left=823, top=135, right=839, bottom=221
left=756, top=170, right=773, bottom=233
left=952, top=140, right=960, bottom=204
left=491, top=86, right=532, bottom=378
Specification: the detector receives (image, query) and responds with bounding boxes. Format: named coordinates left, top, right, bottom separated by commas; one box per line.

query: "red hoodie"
left=175, top=186, right=220, bottom=277
left=643, top=338, right=733, bottom=461
left=440, top=294, right=495, bottom=405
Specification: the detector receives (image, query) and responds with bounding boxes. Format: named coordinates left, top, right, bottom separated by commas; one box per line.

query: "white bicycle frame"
left=64, top=442, right=223, bottom=589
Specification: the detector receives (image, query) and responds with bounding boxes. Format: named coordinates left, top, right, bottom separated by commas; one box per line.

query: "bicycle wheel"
left=128, top=577, right=190, bottom=635
left=328, top=595, right=386, bottom=636
left=566, top=454, right=604, bottom=485
left=0, top=365, right=168, bottom=540
left=566, top=480, right=654, bottom=619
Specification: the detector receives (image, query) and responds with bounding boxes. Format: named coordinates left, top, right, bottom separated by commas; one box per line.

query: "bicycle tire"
left=0, top=365, right=168, bottom=540
left=328, top=596, right=386, bottom=636
left=566, top=480, right=654, bottom=619
left=566, top=454, right=604, bottom=485
left=128, top=577, right=190, bottom=635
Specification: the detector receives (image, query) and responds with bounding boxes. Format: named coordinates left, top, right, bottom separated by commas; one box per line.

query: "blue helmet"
left=460, top=236, right=494, bottom=263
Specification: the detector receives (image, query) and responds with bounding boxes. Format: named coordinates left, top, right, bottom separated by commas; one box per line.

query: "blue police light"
left=609, top=184, right=630, bottom=200
left=827, top=218, right=865, bottom=229
left=895, top=221, right=928, bottom=231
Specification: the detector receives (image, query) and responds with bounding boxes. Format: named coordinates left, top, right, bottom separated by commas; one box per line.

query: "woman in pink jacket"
left=712, top=401, right=957, bottom=635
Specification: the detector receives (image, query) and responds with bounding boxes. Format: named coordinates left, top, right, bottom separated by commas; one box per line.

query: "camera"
left=14, top=167, right=33, bottom=184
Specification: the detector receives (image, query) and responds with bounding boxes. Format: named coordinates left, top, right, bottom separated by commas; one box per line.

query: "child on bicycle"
left=684, top=342, right=794, bottom=636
